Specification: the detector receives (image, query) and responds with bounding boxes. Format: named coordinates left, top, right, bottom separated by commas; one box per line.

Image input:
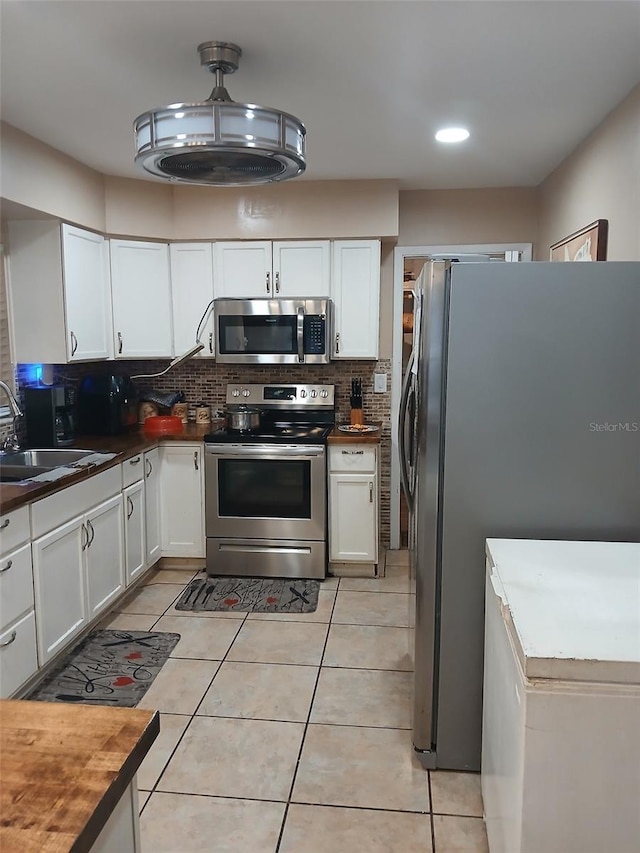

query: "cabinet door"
left=85, top=494, right=125, bottom=619
left=329, top=473, right=378, bottom=562
left=213, top=242, right=273, bottom=298
left=331, top=240, right=381, bottom=359
left=272, top=241, right=331, bottom=297
left=160, top=444, right=205, bottom=558
left=144, top=448, right=161, bottom=567
left=124, top=481, right=146, bottom=585
left=32, top=516, right=87, bottom=664
left=62, top=224, right=112, bottom=361
left=170, top=243, right=215, bottom=357
left=110, top=240, right=173, bottom=358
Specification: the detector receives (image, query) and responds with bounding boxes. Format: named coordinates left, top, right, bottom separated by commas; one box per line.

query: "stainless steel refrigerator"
left=399, top=260, right=640, bottom=771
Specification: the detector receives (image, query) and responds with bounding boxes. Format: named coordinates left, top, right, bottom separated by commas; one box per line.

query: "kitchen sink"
left=0, top=449, right=95, bottom=468
left=0, top=464, right=54, bottom=483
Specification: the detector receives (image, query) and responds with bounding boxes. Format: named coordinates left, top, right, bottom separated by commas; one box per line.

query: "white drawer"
left=31, top=465, right=122, bottom=539
left=122, top=453, right=144, bottom=488
left=0, top=543, right=34, bottom=631
left=0, top=505, right=30, bottom=554
left=329, top=445, right=377, bottom=473
left=0, top=610, right=38, bottom=698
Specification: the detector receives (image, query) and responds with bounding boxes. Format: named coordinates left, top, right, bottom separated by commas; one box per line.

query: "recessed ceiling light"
left=435, top=127, right=470, bottom=143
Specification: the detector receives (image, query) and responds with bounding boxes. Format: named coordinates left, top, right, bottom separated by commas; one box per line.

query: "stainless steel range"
left=204, top=384, right=335, bottom=579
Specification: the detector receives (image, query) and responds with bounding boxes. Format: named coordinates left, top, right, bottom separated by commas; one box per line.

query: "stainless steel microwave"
left=213, top=298, right=332, bottom=364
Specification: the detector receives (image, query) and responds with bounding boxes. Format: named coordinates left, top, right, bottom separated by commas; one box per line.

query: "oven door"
left=205, top=443, right=326, bottom=541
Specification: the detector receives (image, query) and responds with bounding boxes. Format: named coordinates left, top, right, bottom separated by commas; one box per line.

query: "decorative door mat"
left=176, top=576, right=320, bottom=613
left=26, top=630, right=180, bottom=707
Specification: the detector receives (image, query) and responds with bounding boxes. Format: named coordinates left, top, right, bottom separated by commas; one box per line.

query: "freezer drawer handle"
left=219, top=543, right=312, bottom=555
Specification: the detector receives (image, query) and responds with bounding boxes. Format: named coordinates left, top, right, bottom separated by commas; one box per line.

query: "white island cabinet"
left=482, top=539, right=640, bottom=853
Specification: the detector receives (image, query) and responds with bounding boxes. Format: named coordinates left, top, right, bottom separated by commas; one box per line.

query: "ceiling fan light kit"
left=133, top=41, right=306, bottom=186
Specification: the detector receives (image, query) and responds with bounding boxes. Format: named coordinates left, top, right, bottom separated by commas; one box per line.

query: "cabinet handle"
left=146, top=459, right=152, bottom=478
left=0, top=631, right=17, bottom=648
left=0, top=559, right=13, bottom=573
left=266, top=271, right=271, bottom=294
left=208, top=332, right=213, bottom=354
left=335, top=332, right=340, bottom=354
left=87, top=519, right=95, bottom=547
left=0, top=519, right=9, bottom=530
left=127, top=496, right=134, bottom=519
left=275, top=271, right=280, bottom=294
left=117, top=331, right=123, bottom=354
left=70, top=330, right=78, bottom=356
left=194, top=451, right=199, bottom=471
left=369, top=481, right=374, bottom=503
left=341, top=449, right=364, bottom=455
left=81, top=523, right=88, bottom=551
left=129, top=456, right=141, bottom=465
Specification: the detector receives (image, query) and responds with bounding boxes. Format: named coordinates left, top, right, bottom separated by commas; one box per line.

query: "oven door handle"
left=205, top=444, right=325, bottom=458
left=297, top=307, right=305, bottom=363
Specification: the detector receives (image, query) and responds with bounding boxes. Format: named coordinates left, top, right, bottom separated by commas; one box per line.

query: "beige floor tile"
left=433, top=815, right=489, bottom=852
left=157, top=716, right=304, bottom=801
left=142, top=568, right=199, bottom=585
left=197, top=661, right=318, bottom=722
left=138, top=658, right=220, bottom=714
left=280, top=803, right=432, bottom=853
left=430, top=771, right=484, bottom=817
left=311, top=668, right=412, bottom=729
left=136, top=713, right=190, bottom=790
left=152, top=614, right=242, bottom=659
left=324, top=624, right=413, bottom=671
left=247, top=589, right=336, bottom=623
left=385, top=549, right=410, bottom=567
left=339, top=564, right=412, bottom=594
left=99, top=612, right=157, bottom=632
left=227, top=620, right=329, bottom=665
left=140, top=792, right=285, bottom=853
left=117, top=583, right=184, bottom=615
left=332, top=590, right=413, bottom=627
left=321, top=576, right=340, bottom=589
left=293, top=724, right=430, bottom=812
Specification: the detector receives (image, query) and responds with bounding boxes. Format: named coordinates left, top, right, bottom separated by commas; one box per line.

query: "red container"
left=143, top=415, right=184, bottom=436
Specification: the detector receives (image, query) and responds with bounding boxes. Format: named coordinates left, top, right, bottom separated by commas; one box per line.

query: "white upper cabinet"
left=110, top=239, right=173, bottom=358
left=169, top=243, right=215, bottom=357
left=7, top=221, right=112, bottom=364
left=213, top=241, right=331, bottom=298
left=331, top=239, right=381, bottom=359
left=61, top=225, right=112, bottom=361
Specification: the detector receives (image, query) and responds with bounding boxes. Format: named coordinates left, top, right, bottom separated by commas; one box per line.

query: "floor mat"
left=175, top=576, right=320, bottom=613
left=26, top=629, right=180, bottom=706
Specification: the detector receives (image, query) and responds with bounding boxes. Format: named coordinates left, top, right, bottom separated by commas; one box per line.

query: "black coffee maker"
left=23, top=385, right=77, bottom=447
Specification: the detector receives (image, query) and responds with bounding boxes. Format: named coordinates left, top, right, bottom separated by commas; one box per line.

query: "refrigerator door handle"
left=399, top=347, right=416, bottom=509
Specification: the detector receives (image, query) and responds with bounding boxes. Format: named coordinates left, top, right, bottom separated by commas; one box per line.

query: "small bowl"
left=143, top=415, right=184, bottom=436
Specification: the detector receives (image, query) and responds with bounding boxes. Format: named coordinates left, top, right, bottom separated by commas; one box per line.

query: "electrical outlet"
left=373, top=373, right=387, bottom=393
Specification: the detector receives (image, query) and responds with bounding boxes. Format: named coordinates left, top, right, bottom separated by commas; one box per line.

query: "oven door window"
left=218, top=316, right=297, bottom=355
left=218, top=458, right=311, bottom=518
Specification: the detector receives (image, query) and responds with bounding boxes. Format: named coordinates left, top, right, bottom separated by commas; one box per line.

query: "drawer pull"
left=369, top=481, right=374, bottom=503
left=194, top=451, right=199, bottom=471
left=0, top=518, right=9, bottom=530
left=129, top=456, right=141, bottom=465
left=0, top=559, right=13, bottom=573
left=341, top=450, right=364, bottom=455
left=0, top=631, right=17, bottom=648
left=266, top=271, right=271, bottom=294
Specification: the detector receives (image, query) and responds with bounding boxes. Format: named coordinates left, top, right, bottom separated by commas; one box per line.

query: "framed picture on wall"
left=550, top=219, right=608, bottom=261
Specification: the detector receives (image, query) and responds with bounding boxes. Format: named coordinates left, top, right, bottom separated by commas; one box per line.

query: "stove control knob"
left=300, top=389, right=307, bottom=398
left=242, top=389, right=250, bottom=397
left=310, top=390, right=318, bottom=398
left=232, top=389, right=240, bottom=397
left=320, top=389, right=329, bottom=398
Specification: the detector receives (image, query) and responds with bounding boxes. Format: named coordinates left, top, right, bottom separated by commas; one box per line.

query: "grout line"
left=428, top=770, right=436, bottom=852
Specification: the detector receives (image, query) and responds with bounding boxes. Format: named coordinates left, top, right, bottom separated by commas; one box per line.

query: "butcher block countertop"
left=0, top=700, right=159, bottom=853
left=0, top=423, right=212, bottom=515
left=327, top=421, right=383, bottom=445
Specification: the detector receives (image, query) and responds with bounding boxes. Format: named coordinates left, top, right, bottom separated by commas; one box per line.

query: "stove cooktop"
left=204, top=423, right=334, bottom=445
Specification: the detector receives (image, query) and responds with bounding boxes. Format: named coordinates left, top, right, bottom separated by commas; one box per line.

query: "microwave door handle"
left=297, top=307, right=305, bottom=363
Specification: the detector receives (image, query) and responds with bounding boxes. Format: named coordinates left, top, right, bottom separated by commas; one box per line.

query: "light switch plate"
left=373, top=373, right=387, bottom=393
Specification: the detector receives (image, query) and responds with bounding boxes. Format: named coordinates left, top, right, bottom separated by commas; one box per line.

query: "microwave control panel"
left=303, top=314, right=326, bottom=354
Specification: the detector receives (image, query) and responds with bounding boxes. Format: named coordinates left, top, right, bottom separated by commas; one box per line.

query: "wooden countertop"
left=0, top=700, right=159, bottom=853
left=0, top=423, right=215, bottom=515
left=327, top=421, right=383, bottom=444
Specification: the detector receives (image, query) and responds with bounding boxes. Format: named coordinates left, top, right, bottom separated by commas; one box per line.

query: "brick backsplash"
left=15, top=359, right=394, bottom=546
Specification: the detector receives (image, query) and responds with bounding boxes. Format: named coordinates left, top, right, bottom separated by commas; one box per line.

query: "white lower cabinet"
left=124, top=480, right=146, bottom=585
left=85, top=495, right=125, bottom=620
left=328, top=445, right=379, bottom=566
left=144, top=448, right=161, bottom=567
left=159, top=443, right=205, bottom=558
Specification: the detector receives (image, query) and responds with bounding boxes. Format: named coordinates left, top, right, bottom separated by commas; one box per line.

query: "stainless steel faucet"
left=0, top=380, right=23, bottom=450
